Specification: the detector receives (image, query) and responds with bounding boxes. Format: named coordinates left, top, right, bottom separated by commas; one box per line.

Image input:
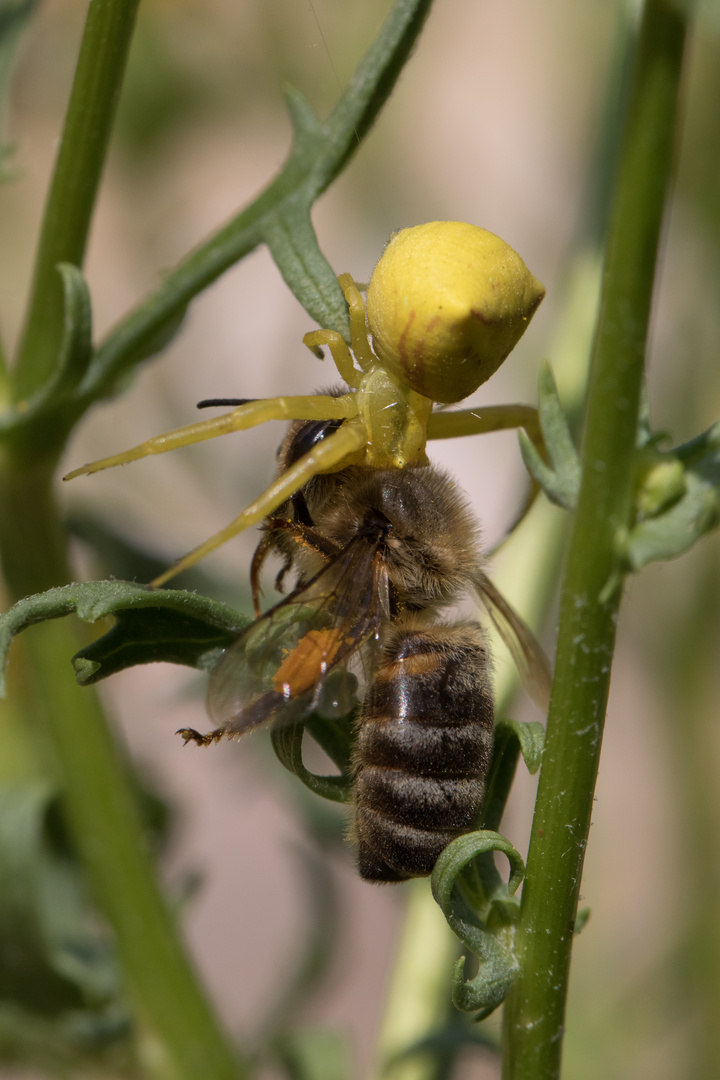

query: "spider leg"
left=337, top=273, right=376, bottom=372
left=429, top=404, right=548, bottom=543
left=63, top=393, right=358, bottom=480
left=302, top=275, right=375, bottom=388
left=151, top=419, right=367, bottom=587
left=303, top=330, right=362, bottom=389
left=427, top=403, right=545, bottom=458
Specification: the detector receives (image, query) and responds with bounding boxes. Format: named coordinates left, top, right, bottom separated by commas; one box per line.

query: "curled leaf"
left=432, top=831, right=524, bottom=1016
left=494, top=718, right=545, bottom=776
left=270, top=721, right=351, bottom=804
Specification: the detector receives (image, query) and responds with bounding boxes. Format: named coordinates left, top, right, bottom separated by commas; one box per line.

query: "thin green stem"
left=502, top=2, right=688, bottom=1077
left=13, top=0, right=140, bottom=400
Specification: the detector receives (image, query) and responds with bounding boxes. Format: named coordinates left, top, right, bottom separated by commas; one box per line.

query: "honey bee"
left=181, top=411, right=551, bottom=883
left=65, top=221, right=551, bottom=879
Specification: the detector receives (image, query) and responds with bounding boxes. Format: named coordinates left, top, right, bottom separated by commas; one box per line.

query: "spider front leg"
left=63, top=393, right=358, bottom=480
left=428, top=403, right=548, bottom=540
left=151, top=418, right=367, bottom=587
left=427, top=403, right=545, bottom=457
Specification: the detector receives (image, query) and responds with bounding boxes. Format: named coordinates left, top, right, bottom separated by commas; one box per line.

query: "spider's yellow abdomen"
left=366, top=221, right=545, bottom=404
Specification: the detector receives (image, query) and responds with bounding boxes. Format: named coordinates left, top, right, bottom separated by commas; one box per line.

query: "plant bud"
left=366, top=221, right=545, bottom=403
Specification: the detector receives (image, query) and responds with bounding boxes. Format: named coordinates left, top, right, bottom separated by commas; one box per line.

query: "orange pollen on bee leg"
left=272, top=628, right=345, bottom=697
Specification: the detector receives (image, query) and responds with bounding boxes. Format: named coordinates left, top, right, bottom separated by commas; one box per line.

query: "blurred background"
left=1, top=0, right=720, bottom=1077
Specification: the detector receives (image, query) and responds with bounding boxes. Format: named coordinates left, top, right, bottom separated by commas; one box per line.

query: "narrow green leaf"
left=518, top=362, right=580, bottom=511
left=72, top=606, right=239, bottom=684
left=264, top=205, right=348, bottom=339
left=481, top=720, right=545, bottom=839
left=495, top=719, right=546, bottom=776
left=283, top=84, right=322, bottom=140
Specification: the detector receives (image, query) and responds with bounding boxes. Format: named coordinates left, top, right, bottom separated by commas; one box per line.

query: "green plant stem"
left=14, top=0, right=140, bottom=400
left=2, top=2, right=246, bottom=1061
left=0, top=458, right=244, bottom=1078
left=373, top=177, right=606, bottom=1080
left=501, top=2, right=688, bottom=1077
left=20, top=622, right=245, bottom=1080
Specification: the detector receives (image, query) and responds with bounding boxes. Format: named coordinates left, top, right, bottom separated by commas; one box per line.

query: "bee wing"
left=208, top=533, right=388, bottom=738
left=473, top=571, right=553, bottom=712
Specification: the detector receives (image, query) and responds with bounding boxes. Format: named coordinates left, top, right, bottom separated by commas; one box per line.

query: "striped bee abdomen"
left=353, top=622, right=494, bottom=882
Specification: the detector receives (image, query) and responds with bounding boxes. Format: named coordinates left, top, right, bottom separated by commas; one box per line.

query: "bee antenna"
left=196, top=398, right=255, bottom=409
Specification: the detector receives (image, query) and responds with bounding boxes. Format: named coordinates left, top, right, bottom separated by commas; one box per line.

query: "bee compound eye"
left=366, top=221, right=545, bottom=404
left=284, top=418, right=343, bottom=468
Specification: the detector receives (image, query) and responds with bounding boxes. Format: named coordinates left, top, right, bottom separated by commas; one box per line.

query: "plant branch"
left=14, top=0, right=141, bottom=400
left=502, top=2, right=689, bottom=1076
left=78, top=0, right=433, bottom=406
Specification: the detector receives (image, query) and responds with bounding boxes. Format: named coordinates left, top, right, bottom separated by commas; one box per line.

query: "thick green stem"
left=14, top=0, right=140, bottom=399
left=0, top=457, right=245, bottom=1078
left=18, top=622, right=245, bottom=1080
left=502, top=3, right=688, bottom=1077
left=2, top=4, right=247, bottom=1064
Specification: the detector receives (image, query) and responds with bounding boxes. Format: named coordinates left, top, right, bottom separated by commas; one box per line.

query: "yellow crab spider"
left=64, top=221, right=546, bottom=587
